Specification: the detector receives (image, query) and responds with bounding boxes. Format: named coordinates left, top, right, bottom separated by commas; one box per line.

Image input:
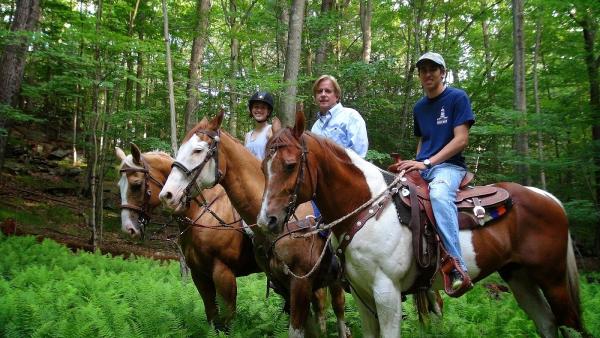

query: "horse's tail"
left=565, top=232, right=583, bottom=327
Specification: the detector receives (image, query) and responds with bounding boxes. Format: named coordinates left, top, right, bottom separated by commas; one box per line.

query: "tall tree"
left=184, top=0, right=211, bottom=132
left=512, top=0, right=529, bottom=185
left=162, top=0, right=178, bottom=155
left=569, top=3, right=600, bottom=253
left=314, top=0, right=333, bottom=66
left=280, top=0, right=306, bottom=125
left=532, top=15, right=546, bottom=190
left=222, top=0, right=257, bottom=136
left=0, top=0, right=41, bottom=170
left=359, top=0, right=372, bottom=64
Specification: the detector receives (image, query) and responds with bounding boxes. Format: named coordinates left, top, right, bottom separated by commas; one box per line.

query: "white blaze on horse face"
left=257, top=155, right=275, bottom=227
left=160, top=134, right=211, bottom=211
left=118, top=168, right=139, bottom=236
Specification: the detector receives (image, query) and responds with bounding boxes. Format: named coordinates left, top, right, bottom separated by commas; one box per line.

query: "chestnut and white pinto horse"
left=158, top=114, right=351, bottom=338
left=258, top=111, right=584, bottom=338
left=116, top=144, right=260, bottom=331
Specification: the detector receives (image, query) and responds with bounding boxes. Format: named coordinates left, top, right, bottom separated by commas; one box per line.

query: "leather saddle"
left=386, top=158, right=511, bottom=298
left=399, top=170, right=511, bottom=230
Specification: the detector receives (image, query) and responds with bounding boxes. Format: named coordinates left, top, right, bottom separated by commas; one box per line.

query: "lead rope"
left=300, top=170, right=406, bottom=238
left=273, top=233, right=332, bottom=280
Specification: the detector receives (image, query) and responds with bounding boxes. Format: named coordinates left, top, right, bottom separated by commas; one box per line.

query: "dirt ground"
left=0, top=169, right=180, bottom=262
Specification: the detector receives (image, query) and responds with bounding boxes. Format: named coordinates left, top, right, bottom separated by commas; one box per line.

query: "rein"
left=171, top=130, right=222, bottom=209
left=175, top=191, right=245, bottom=236
left=299, top=170, right=407, bottom=238
left=119, top=158, right=165, bottom=238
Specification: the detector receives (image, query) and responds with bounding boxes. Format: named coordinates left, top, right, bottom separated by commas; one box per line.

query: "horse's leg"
left=310, top=287, right=327, bottom=335
left=427, top=289, right=443, bottom=316
left=329, top=282, right=352, bottom=338
left=538, top=236, right=583, bottom=334
left=351, top=286, right=380, bottom=338
left=373, top=274, right=402, bottom=337
left=190, top=270, right=219, bottom=327
left=212, top=260, right=237, bottom=329
left=500, top=268, right=558, bottom=338
left=289, top=278, right=311, bottom=338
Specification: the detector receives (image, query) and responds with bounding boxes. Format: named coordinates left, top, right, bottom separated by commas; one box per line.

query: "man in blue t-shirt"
left=397, top=52, right=475, bottom=292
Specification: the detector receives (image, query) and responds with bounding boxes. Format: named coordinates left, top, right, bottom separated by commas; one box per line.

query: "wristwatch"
left=423, top=159, right=432, bottom=169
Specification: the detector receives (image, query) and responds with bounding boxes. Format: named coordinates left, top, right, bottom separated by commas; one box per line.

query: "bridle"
left=171, top=129, right=222, bottom=208
left=119, top=158, right=164, bottom=238
left=267, top=133, right=316, bottom=228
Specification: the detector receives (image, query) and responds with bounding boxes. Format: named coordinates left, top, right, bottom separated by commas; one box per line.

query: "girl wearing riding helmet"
left=244, top=91, right=274, bottom=160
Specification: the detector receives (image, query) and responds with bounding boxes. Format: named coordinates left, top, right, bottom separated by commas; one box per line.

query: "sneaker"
left=451, top=271, right=464, bottom=291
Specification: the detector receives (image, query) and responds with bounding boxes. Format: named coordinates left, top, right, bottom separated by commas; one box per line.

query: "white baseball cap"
left=416, top=52, right=446, bottom=69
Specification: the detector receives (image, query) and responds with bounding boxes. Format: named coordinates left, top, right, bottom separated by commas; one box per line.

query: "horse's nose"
left=160, top=190, right=172, bottom=202
left=267, top=216, right=279, bottom=233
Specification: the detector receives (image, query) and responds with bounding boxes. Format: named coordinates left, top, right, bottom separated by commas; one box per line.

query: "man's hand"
left=396, top=160, right=426, bottom=173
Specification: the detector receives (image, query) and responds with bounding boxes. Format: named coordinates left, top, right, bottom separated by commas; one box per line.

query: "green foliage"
left=1, top=235, right=598, bottom=337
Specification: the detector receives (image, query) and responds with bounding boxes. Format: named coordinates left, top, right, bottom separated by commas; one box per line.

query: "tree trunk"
left=280, top=0, right=306, bottom=126
left=184, top=0, right=211, bottom=132
left=512, top=0, right=529, bottom=185
left=90, top=0, right=104, bottom=249
left=162, top=0, right=178, bottom=155
left=0, top=0, right=41, bottom=171
left=275, top=0, right=289, bottom=70
left=359, top=0, right=372, bottom=64
left=571, top=9, right=600, bottom=254
left=532, top=16, right=546, bottom=190
left=315, top=0, right=333, bottom=66
left=480, top=0, right=495, bottom=102
left=135, top=31, right=144, bottom=110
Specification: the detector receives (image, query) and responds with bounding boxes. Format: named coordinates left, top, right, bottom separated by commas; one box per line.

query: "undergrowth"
left=0, top=235, right=597, bottom=337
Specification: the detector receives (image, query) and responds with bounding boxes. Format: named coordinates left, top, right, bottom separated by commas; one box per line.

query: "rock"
left=49, top=148, right=71, bottom=160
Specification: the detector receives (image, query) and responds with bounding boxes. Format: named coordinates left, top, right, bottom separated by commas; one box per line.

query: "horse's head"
left=159, top=112, right=225, bottom=214
left=116, top=143, right=170, bottom=238
left=258, top=110, right=317, bottom=234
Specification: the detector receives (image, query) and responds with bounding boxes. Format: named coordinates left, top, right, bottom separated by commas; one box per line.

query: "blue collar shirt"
left=310, top=103, right=369, bottom=158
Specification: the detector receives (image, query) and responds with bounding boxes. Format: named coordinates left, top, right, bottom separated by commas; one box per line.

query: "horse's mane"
left=183, top=119, right=245, bottom=148
left=269, top=128, right=356, bottom=166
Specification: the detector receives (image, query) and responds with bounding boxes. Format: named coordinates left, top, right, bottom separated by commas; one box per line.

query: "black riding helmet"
left=248, top=91, right=274, bottom=116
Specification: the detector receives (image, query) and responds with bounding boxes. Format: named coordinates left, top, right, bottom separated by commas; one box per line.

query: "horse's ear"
left=130, top=143, right=142, bottom=165
left=293, top=109, right=305, bottom=139
left=115, top=147, right=127, bottom=161
left=208, top=110, right=225, bottom=130
left=272, top=117, right=282, bottom=133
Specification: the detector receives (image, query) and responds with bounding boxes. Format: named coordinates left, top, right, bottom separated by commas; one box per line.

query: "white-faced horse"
left=258, top=110, right=583, bottom=338
left=116, top=144, right=260, bottom=331
left=158, top=114, right=351, bottom=337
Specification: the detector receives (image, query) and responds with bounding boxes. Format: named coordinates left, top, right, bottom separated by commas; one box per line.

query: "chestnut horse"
left=116, top=144, right=260, bottom=331
left=159, top=114, right=351, bottom=337
left=258, top=110, right=583, bottom=338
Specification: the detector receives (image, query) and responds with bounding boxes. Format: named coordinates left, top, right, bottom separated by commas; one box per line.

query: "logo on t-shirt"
left=437, top=107, right=448, bottom=125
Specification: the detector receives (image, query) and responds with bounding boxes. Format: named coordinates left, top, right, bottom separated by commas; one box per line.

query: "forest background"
left=1, top=0, right=600, bottom=257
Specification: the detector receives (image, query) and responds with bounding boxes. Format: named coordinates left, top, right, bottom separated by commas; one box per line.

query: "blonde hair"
left=312, top=75, right=341, bottom=100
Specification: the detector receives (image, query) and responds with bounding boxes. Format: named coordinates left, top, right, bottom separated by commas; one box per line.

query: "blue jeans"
left=421, top=163, right=467, bottom=272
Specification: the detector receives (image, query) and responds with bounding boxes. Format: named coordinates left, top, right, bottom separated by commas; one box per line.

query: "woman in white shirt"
left=244, top=91, right=274, bottom=160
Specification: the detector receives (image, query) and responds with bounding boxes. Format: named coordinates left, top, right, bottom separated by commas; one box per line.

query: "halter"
left=119, top=158, right=164, bottom=238
left=171, top=129, right=222, bottom=208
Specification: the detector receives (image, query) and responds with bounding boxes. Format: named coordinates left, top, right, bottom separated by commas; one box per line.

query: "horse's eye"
left=193, top=148, right=204, bottom=154
left=284, top=162, right=296, bottom=173
left=131, top=182, right=142, bottom=191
